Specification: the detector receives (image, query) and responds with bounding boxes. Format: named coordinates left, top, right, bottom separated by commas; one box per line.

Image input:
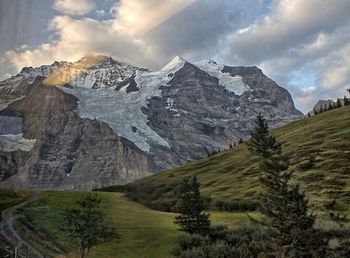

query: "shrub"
left=213, top=199, right=258, bottom=211
left=173, top=225, right=274, bottom=258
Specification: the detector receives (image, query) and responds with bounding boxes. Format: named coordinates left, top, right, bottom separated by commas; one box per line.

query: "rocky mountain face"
left=0, top=55, right=302, bottom=189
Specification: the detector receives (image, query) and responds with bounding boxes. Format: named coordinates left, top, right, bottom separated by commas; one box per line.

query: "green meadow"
left=17, top=191, right=258, bottom=258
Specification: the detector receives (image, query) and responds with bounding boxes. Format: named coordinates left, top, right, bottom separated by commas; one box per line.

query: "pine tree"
left=174, top=176, right=210, bottom=235
left=307, top=112, right=311, bottom=117
left=238, top=138, right=244, bottom=144
left=247, top=114, right=327, bottom=257
left=247, top=113, right=281, bottom=158
left=328, top=102, right=334, bottom=111
left=336, top=98, right=342, bottom=108
left=343, top=95, right=349, bottom=106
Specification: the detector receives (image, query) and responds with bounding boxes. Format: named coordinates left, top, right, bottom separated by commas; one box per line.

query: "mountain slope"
left=0, top=55, right=302, bottom=189
left=0, top=78, right=151, bottom=189
left=125, top=106, right=350, bottom=214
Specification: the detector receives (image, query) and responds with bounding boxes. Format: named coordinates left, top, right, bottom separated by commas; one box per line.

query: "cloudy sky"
left=0, top=0, right=349, bottom=112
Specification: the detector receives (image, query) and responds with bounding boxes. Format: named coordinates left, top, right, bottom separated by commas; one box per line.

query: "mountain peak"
left=161, top=56, right=186, bottom=71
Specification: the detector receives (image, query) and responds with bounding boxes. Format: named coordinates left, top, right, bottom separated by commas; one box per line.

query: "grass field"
left=17, top=191, right=258, bottom=258
left=126, top=106, right=350, bottom=214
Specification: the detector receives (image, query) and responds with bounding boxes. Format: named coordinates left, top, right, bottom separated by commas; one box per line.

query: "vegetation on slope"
left=125, top=106, right=350, bottom=214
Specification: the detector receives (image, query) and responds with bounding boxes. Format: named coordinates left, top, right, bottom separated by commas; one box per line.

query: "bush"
left=214, top=199, right=258, bottom=211
left=177, top=234, right=209, bottom=251
left=174, top=225, right=274, bottom=258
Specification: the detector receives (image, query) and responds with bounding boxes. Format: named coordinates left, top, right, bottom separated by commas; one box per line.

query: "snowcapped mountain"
left=0, top=54, right=302, bottom=189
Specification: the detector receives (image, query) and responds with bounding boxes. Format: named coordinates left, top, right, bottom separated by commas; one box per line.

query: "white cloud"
left=4, top=0, right=198, bottom=71
left=222, top=0, right=350, bottom=64
left=315, top=42, right=350, bottom=92
left=112, top=0, right=195, bottom=36
left=5, top=15, right=149, bottom=70
left=219, top=0, right=350, bottom=112
left=54, top=0, right=96, bottom=16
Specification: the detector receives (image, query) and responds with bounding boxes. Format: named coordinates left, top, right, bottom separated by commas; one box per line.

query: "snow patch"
left=0, top=134, right=36, bottom=152
left=161, top=56, right=186, bottom=72
left=195, top=60, right=249, bottom=95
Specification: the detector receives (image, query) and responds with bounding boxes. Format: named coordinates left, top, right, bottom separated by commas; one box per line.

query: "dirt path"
left=1, top=191, right=44, bottom=258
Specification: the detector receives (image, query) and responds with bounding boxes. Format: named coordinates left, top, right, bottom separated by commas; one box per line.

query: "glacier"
left=60, top=56, right=186, bottom=152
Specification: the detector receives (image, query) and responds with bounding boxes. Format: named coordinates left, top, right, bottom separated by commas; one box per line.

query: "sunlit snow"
left=195, top=60, right=249, bottom=95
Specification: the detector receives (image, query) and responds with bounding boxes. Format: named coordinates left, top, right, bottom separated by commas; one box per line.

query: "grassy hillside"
left=125, top=105, right=350, bottom=215
left=16, top=191, right=258, bottom=258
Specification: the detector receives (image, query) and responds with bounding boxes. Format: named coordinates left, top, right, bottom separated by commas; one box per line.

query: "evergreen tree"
left=336, top=98, right=342, bottom=108
left=174, top=176, right=210, bottom=235
left=328, top=102, right=334, bottom=111
left=238, top=138, right=244, bottom=144
left=247, top=113, right=281, bottom=158
left=343, top=95, right=349, bottom=106
left=313, top=108, right=318, bottom=115
left=247, top=114, right=327, bottom=257
left=307, top=112, right=311, bottom=117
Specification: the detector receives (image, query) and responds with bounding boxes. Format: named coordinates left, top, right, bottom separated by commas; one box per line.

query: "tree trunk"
left=80, top=245, right=85, bottom=258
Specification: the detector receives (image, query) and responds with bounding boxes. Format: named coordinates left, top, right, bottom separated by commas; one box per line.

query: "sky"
left=0, top=0, right=350, bottom=113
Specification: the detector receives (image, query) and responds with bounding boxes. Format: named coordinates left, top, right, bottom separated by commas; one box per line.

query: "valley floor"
left=8, top=191, right=258, bottom=258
